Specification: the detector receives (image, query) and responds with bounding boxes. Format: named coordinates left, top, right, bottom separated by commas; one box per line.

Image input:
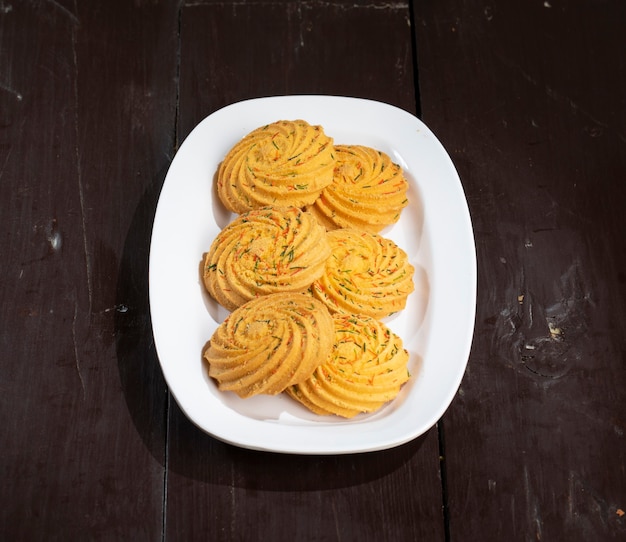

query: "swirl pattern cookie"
left=307, top=144, right=409, bottom=233
left=203, top=206, right=331, bottom=311
left=217, top=120, right=335, bottom=213
left=204, top=293, right=335, bottom=398
left=286, top=313, right=410, bottom=417
left=310, top=229, right=414, bottom=319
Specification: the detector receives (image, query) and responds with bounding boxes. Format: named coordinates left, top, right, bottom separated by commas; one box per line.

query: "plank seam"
left=437, top=420, right=451, bottom=542
left=408, top=0, right=422, bottom=118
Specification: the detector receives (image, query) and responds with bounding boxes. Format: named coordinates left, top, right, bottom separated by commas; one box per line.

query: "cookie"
left=203, top=206, right=331, bottom=311
left=204, top=293, right=335, bottom=398
left=307, top=144, right=409, bottom=233
left=286, top=313, right=410, bottom=417
left=310, top=228, right=414, bottom=319
left=217, top=120, right=335, bottom=213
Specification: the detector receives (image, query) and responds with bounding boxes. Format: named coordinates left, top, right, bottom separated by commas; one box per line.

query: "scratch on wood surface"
left=544, top=84, right=612, bottom=133
left=45, top=0, right=80, bottom=25
left=229, top=467, right=237, bottom=537
left=566, top=470, right=623, bottom=535
left=567, top=470, right=575, bottom=522
left=71, top=25, right=93, bottom=312
left=510, top=494, right=518, bottom=536
left=523, top=464, right=543, bottom=541
left=0, top=81, right=22, bottom=101
left=72, top=300, right=86, bottom=399
left=331, top=499, right=341, bottom=541
left=287, top=1, right=305, bottom=52
left=0, top=147, right=13, bottom=182
left=495, top=53, right=625, bottom=142
left=101, top=304, right=129, bottom=314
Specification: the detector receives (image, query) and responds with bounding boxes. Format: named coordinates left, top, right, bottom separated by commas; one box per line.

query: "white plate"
left=149, top=96, right=476, bottom=454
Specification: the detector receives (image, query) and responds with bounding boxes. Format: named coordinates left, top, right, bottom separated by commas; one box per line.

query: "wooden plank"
left=168, top=402, right=442, bottom=541
left=177, top=0, right=418, bottom=141
left=168, top=1, right=445, bottom=540
left=414, top=0, right=626, bottom=540
left=0, top=1, right=178, bottom=538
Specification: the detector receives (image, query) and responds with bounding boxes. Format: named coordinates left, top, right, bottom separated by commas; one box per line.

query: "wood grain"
left=0, top=1, right=177, bottom=538
left=414, top=0, right=626, bottom=540
left=2, top=0, right=624, bottom=540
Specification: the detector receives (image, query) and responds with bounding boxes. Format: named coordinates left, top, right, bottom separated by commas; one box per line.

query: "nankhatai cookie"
left=204, top=293, right=335, bottom=398
left=310, top=229, right=414, bottom=319
left=203, top=206, right=331, bottom=311
left=286, top=313, right=410, bottom=417
left=307, top=145, right=409, bottom=233
left=217, top=120, right=335, bottom=213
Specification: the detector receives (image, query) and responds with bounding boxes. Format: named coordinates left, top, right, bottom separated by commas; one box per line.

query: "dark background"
left=1, top=1, right=624, bottom=540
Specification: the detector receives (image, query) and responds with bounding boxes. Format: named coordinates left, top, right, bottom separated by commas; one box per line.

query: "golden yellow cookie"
left=310, top=229, right=414, bottom=319
left=217, top=120, right=335, bottom=213
left=204, top=293, right=335, bottom=398
left=203, top=206, right=331, bottom=311
left=286, top=313, right=410, bottom=417
left=307, top=144, right=409, bottom=233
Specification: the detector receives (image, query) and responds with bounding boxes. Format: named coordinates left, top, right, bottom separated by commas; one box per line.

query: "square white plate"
left=149, top=95, right=476, bottom=454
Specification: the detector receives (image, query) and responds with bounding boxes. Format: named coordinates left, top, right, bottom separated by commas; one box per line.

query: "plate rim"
left=148, top=95, right=477, bottom=454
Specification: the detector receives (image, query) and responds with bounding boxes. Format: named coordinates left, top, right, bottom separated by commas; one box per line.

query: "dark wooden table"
left=2, top=1, right=625, bottom=540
